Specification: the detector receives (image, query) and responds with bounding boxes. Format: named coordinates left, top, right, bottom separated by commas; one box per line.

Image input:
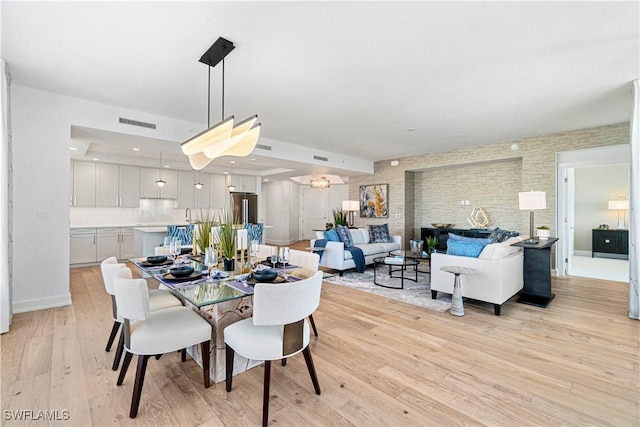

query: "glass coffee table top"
left=390, top=250, right=430, bottom=259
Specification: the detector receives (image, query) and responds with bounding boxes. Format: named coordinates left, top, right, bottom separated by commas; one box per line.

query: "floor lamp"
left=518, top=191, right=546, bottom=242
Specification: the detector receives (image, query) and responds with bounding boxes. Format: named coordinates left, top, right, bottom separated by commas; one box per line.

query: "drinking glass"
left=271, top=246, right=278, bottom=270
left=172, top=238, right=182, bottom=260
left=250, top=239, right=260, bottom=268
left=282, top=247, right=290, bottom=275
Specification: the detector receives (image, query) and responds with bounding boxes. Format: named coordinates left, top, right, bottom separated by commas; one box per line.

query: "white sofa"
left=430, top=248, right=523, bottom=316
left=311, top=228, right=401, bottom=275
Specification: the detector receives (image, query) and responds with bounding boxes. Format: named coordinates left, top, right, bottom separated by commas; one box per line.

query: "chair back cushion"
left=289, top=249, right=320, bottom=272
left=100, top=257, right=125, bottom=295
left=253, top=271, right=323, bottom=326
left=168, top=225, right=194, bottom=245
left=112, top=268, right=150, bottom=321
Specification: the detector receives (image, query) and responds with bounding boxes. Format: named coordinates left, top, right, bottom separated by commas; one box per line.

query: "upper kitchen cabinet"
left=70, top=161, right=96, bottom=206
left=140, top=168, right=178, bottom=199
left=227, top=175, right=257, bottom=193
left=209, top=174, right=227, bottom=209
left=96, top=164, right=140, bottom=207
left=177, top=171, right=210, bottom=209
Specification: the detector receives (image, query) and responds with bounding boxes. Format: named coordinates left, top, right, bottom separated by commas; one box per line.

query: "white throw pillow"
left=361, top=228, right=370, bottom=244
left=351, top=229, right=365, bottom=245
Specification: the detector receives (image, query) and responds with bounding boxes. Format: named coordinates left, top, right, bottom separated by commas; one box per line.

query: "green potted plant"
left=195, top=209, right=219, bottom=254
left=332, top=208, right=347, bottom=227
left=536, top=226, right=550, bottom=240
left=426, top=236, right=439, bottom=255
left=218, top=210, right=237, bottom=271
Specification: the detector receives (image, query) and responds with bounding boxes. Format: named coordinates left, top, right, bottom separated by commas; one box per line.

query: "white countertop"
left=133, top=226, right=169, bottom=233
left=70, top=222, right=190, bottom=229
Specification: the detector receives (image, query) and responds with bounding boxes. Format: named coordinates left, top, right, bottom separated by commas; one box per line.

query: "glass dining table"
left=128, top=255, right=309, bottom=383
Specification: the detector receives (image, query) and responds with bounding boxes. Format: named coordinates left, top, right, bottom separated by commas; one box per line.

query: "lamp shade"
left=518, top=191, right=546, bottom=210
left=608, top=200, right=629, bottom=210
left=342, top=200, right=359, bottom=211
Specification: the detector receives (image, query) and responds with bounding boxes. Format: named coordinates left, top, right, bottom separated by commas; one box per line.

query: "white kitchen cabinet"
left=210, top=174, right=227, bottom=209
left=70, top=228, right=97, bottom=264
left=95, top=163, right=119, bottom=207
left=177, top=171, right=210, bottom=209
left=227, top=175, right=256, bottom=193
left=140, top=168, right=178, bottom=199
left=119, top=166, right=140, bottom=207
left=71, top=161, right=96, bottom=206
left=120, top=228, right=136, bottom=259
left=96, top=228, right=120, bottom=261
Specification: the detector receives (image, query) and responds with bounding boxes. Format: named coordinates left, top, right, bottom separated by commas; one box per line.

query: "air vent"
left=256, top=143, right=272, bottom=151
left=313, top=155, right=328, bottom=162
left=119, top=117, right=157, bottom=130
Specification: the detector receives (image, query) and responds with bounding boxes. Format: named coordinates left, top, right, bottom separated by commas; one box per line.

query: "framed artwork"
left=359, top=184, right=388, bottom=218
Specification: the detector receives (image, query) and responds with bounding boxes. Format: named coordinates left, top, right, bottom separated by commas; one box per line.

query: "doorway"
left=557, top=145, right=630, bottom=282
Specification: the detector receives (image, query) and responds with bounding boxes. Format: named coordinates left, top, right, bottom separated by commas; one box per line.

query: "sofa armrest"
left=391, top=235, right=402, bottom=246
left=314, top=240, right=346, bottom=270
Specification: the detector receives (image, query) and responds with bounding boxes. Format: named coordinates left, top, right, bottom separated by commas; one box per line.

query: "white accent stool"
left=440, top=265, right=475, bottom=316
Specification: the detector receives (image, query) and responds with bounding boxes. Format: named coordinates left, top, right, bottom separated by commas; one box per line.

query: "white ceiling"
left=2, top=1, right=638, bottom=178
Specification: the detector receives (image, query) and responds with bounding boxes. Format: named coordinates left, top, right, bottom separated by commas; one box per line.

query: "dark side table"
left=511, top=238, right=559, bottom=308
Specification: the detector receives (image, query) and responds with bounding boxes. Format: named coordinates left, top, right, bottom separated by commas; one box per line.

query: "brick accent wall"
left=349, top=123, right=630, bottom=247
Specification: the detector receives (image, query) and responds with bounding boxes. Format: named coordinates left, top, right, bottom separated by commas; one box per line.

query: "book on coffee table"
left=384, top=256, right=405, bottom=265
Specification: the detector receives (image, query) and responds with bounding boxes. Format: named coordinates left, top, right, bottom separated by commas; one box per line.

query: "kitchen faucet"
left=185, top=208, right=191, bottom=224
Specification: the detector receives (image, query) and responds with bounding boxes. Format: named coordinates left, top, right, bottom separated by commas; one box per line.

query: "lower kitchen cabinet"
left=70, top=228, right=97, bottom=264
left=71, top=227, right=136, bottom=265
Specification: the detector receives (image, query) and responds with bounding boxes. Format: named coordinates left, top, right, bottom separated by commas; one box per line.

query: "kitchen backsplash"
left=70, top=199, right=187, bottom=226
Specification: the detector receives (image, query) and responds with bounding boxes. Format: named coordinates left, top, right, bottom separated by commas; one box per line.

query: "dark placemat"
left=140, top=259, right=173, bottom=267
left=160, top=271, right=204, bottom=282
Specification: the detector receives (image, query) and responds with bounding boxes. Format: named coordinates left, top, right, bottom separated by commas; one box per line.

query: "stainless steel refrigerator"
left=231, top=192, right=258, bottom=224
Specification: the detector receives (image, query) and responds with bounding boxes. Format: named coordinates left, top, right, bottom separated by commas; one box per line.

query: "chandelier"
left=181, top=37, right=261, bottom=170
left=310, top=177, right=330, bottom=189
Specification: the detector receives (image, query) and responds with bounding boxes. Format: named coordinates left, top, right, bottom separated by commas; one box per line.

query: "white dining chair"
left=112, top=268, right=212, bottom=418
left=224, top=271, right=323, bottom=427
left=100, top=257, right=182, bottom=371
left=288, top=249, right=321, bottom=337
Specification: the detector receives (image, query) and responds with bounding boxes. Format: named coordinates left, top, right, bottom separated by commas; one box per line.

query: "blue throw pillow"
left=335, top=225, right=353, bottom=248
left=369, top=224, right=392, bottom=243
left=489, top=228, right=519, bottom=243
left=324, top=228, right=340, bottom=242
left=448, top=233, right=492, bottom=245
left=446, top=239, right=486, bottom=258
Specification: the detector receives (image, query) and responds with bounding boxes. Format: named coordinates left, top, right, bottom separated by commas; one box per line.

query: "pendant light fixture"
left=194, top=182, right=204, bottom=190
left=310, top=177, right=330, bottom=189
left=155, top=152, right=166, bottom=188
left=228, top=160, right=236, bottom=192
left=181, top=37, right=261, bottom=170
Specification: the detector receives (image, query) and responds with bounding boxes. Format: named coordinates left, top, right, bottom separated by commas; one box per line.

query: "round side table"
left=439, top=266, right=475, bottom=316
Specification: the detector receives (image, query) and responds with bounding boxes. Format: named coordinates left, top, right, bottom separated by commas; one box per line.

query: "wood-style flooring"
left=2, top=244, right=638, bottom=426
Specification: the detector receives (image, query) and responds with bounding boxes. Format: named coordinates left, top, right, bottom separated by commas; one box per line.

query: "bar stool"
left=439, top=266, right=475, bottom=316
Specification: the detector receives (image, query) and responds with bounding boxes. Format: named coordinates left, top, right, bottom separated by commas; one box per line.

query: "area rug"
left=324, top=267, right=452, bottom=313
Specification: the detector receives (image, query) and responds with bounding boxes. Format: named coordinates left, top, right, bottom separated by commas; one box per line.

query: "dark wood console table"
left=511, top=238, right=559, bottom=308
left=420, top=227, right=492, bottom=252
left=592, top=229, right=629, bottom=260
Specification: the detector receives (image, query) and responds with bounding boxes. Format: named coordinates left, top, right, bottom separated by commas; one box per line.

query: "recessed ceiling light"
left=230, top=160, right=236, bottom=164
left=132, top=147, right=140, bottom=151
left=164, top=165, right=170, bottom=168
left=223, top=171, right=228, bottom=175
left=69, top=147, right=78, bottom=151
left=250, top=158, right=258, bottom=162
left=92, top=158, right=99, bottom=161
left=264, top=178, right=269, bottom=182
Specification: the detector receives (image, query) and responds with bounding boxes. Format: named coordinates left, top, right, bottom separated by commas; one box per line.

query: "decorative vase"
left=536, top=229, right=551, bottom=240
left=223, top=257, right=235, bottom=272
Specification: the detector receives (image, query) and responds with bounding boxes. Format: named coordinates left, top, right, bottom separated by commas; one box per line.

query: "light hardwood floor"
left=2, top=248, right=638, bottom=426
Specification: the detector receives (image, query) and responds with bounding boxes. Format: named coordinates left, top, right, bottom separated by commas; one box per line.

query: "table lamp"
left=608, top=199, right=629, bottom=229
left=518, top=191, right=546, bottom=242
left=342, top=200, right=359, bottom=227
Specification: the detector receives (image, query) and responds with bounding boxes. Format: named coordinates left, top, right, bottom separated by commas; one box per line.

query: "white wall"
left=11, top=85, right=203, bottom=312
left=574, top=164, right=629, bottom=251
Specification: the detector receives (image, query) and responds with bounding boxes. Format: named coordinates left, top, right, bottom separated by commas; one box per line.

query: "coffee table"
left=389, top=249, right=430, bottom=274
left=373, top=256, right=419, bottom=289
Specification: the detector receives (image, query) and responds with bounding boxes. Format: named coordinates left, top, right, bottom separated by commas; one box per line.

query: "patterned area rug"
left=324, top=267, right=452, bottom=313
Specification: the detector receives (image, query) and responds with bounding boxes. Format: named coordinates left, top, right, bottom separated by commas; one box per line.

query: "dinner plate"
left=246, top=276, right=286, bottom=285
left=141, top=260, right=174, bottom=267
left=161, top=271, right=203, bottom=282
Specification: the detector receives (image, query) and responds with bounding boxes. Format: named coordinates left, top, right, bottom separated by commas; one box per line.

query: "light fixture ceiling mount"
left=181, top=37, right=261, bottom=171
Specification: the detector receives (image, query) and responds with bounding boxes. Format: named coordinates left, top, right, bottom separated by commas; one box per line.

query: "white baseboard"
left=12, top=293, right=72, bottom=313
left=574, top=250, right=592, bottom=257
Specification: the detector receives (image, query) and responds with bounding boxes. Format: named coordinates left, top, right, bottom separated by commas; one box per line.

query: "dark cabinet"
left=420, top=227, right=492, bottom=252
left=592, top=229, right=629, bottom=260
